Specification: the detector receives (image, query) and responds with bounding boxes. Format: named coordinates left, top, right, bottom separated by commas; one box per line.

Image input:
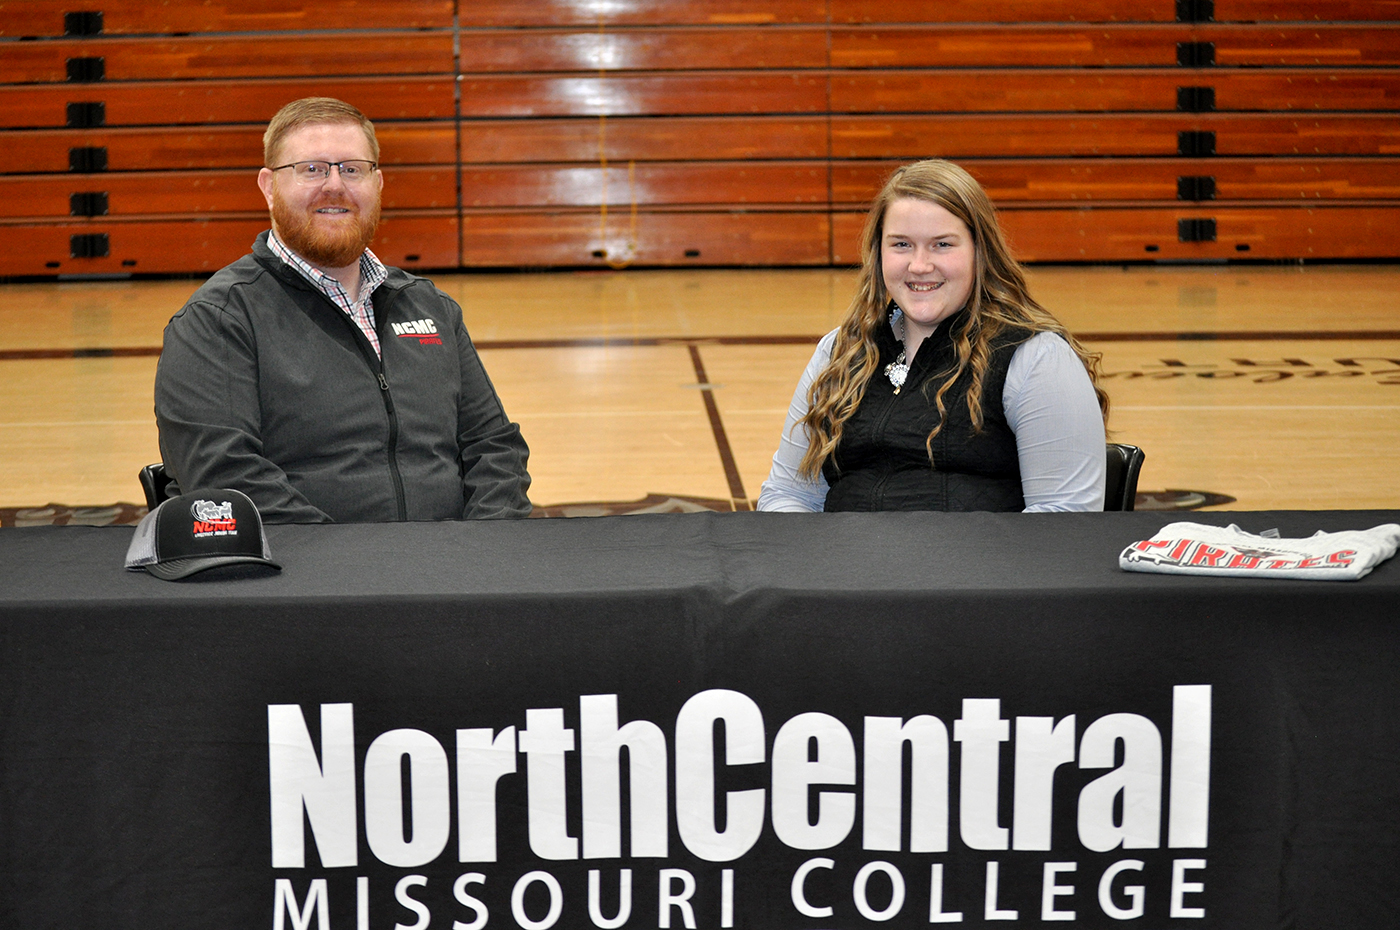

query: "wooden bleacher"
left=1, top=0, right=1396, bottom=275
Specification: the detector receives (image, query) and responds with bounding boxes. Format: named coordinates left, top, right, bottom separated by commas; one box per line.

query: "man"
left=155, top=97, right=531, bottom=522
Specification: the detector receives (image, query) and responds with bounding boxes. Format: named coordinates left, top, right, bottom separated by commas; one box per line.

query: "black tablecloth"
left=2, top=511, right=1397, bottom=929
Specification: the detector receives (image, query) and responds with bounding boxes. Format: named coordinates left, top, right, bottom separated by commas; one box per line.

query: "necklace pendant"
left=884, top=351, right=909, bottom=392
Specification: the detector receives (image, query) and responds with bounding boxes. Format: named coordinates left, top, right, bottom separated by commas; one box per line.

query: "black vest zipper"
left=867, top=387, right=902, bottom=510
left=867, top=324, right=952, bottom=509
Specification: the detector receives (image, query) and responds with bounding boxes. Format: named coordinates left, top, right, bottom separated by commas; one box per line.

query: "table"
left=2, top=511, right=1397, bottom=929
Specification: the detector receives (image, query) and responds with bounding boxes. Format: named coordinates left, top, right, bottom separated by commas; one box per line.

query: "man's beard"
left=271, top=189, right=380, bottom=269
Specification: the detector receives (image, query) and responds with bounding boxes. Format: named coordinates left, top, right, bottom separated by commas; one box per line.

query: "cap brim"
left=144, top=554, right=281, bottom=581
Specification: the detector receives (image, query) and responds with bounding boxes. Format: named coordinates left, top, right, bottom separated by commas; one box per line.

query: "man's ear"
left=256, top=168, right=276, bottom=209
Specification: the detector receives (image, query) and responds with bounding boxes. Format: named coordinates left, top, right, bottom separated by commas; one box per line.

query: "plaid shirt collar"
left=267, top=230, right=388, bottom=305
left=268, top=230, right=389, bottom=356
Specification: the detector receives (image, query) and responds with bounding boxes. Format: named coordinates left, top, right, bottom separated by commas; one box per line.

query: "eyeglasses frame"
left=268, top=160, right=380, bottom=185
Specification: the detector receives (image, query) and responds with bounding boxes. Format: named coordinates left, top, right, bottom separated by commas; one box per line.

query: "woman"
left=757, top=159, right=1108, bottom=512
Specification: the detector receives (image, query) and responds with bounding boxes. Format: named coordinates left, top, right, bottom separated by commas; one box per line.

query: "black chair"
left=1104, top=443, right=1145, bottom=512
left=138, top=463, right=175, bottom=511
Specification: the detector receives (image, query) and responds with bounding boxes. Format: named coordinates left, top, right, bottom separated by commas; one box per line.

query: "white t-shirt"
left=1121, top=522, right=1400, bottom=580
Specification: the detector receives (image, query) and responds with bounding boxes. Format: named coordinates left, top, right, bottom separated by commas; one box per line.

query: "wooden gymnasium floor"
left=1, top=262, right=1398, bottom=522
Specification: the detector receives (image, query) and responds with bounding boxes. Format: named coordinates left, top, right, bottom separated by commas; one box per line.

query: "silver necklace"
left=884, top=313, right=909, bottom=393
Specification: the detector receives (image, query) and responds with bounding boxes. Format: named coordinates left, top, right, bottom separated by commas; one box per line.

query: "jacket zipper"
left=376, top=367, right=408, bottom=521
left=322, top=285, right=408, bottom=521
left=369, top=289, right=409, bottom=522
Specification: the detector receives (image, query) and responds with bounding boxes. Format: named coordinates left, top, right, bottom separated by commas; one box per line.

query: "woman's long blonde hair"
left=797, top=159, right=1108, bottom=480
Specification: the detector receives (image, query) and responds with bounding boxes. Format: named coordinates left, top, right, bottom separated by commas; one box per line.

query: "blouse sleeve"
left=756, top=331, right=838, bottom=512
left=1003, top=332, right=1107, bottom=512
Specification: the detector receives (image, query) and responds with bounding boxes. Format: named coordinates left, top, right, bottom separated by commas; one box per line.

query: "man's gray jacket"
left=155, top=232, right=531, bottom=523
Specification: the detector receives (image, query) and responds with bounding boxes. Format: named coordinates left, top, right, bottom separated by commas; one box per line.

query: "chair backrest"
left=1104, top=443, right=1146, bottom=512
left=138, top=463, right=174, bottom=511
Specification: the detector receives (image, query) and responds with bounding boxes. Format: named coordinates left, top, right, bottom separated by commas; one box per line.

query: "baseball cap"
left=125, top=488, right=281, bottom=580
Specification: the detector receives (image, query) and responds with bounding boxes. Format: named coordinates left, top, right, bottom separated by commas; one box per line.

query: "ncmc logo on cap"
left=125, top=488, right=281, bottom=580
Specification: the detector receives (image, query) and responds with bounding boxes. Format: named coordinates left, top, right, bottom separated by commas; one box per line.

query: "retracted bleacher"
left=1, top=0, right=1397, bottom=275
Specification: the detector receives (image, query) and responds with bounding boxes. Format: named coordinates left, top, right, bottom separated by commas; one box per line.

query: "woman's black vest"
left=822, top=310, right=1031, bottom=512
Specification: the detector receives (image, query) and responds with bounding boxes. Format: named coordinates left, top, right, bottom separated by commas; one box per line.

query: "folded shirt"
left=1120, top=521, right=1400, bottom=581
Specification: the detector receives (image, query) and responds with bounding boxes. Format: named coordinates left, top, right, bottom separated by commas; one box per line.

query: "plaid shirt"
left=268, top=230, right=389, bottom=358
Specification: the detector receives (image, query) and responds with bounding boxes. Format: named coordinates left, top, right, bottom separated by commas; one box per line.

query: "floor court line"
left=1113, top=404, right=1400, bottom=411
left=687, top=344, right=750, bottom=510
left=0, top=420, right=156, bottom=428
left=512, top=409, right=714, bottom=419
left=1081, top=331, right=1400, bottom=341
left=3, top=330, right=1399, bottom=362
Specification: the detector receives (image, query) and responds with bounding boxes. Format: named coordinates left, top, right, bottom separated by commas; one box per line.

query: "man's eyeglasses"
left=270, top=160, right=378, bottom=185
